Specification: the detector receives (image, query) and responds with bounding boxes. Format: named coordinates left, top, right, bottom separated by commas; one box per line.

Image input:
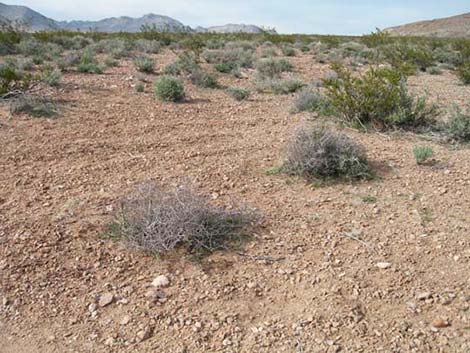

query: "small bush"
left=444, top=106, right=470, bottom=141
left=77, top=49, right=103, bottom=74
left=135, top=83, right=145, bottom=93
left=214, top=62, right=236, bottom=73
left=41, top=66, right=61, bottom=87
left=227, top=87, right=250, bottom=101
left=281, top=45, right=296, bottom=57
left=323, top=63, right=438, bottom=130
left=105, top=56, right=119, bottom=67
left=108, top=183, right=256, bottom=255
left=284, top=126, right=370, bottom=179
left=135, top=39, right=161, bottom=54
left=426, top=66, right=442, bottom=75
left=0, top=63, right=36, bottom=96
left=10, top=95, right=57, bottom=118
left=413, top=145, right=434, bottom=165
left=154, top=76, right=185, bottom=102
left=134, top=56, right=155, bottom=73
left=260, top=47, right=278, bottom=58
left=163, top=61, right=182, bottom=76
left=255, top=58, right=293, bottom=80
left=190, top=69, right=218, bottom=88
left=457, top=62, right=470, bottom=85
left=18, top=59, right=34, bottom=71
left=93, top=38, right=130, bottom=58
left=291, top=88, right=328, bottom=113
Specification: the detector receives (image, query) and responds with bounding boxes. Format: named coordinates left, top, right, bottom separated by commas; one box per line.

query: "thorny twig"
left=339, top=232, right=377, bottom=253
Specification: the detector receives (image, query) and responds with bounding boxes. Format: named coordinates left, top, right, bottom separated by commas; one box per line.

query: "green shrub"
left=135, top=83, right=145, bottom=93
left=255, top=58, right=293, bottom=80
left=77, top=49, right=103, bottom=74
left=382, top=43, right=435, bottom=74
left=260, top=47, right=278, bottom=58
left=203, top=48, right=254, bottom=69
left=413, top=145, right=434, bottom=165
left=444, top=106, right=470, bottom=141
left=457, top=62, right=470, bottom=85
left=93, top=38, right=130, bottom=58
left=426, top=66, right=442, bottom=75
left=323, top=63, right=438, bottom=130
left=10, top=95, right=57, bottom=118
left=154, top=76, right=185, bottom=102
left=214, top=62, right=236, bottom=73
left=190, top=69, right=218, bottom=88
left=0, top=63, right=36, bottom=96
left=284, top=126, right=370, bottom=179
left=163, top=61, right=182, bottom=76
left=104, top=56, right=119, bottom=67
left=281, top=45, right=296, bottom=56
left=41, top=65, right=61, bottom=87
left=18, top=59, right=34, bottom=71
left=134, top=56, right=155, bottom=73
left=227, top=87, right=250, bottom=101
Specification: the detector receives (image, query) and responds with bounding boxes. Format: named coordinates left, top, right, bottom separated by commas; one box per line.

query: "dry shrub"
left=284, top=126, right=370, bottom=179
left=109, top=183, right=257, bottom=255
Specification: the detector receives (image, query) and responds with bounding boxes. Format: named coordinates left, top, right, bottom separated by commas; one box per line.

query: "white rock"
left=376, top=262, right=392, bottom=269
left=152, top=275, right=170, bottom=288
left=98, top=292, right=114, bottom=307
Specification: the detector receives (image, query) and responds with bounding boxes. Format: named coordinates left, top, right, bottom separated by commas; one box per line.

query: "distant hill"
left=386, top=13, right=470, bottom=38
left=0, top=2, right=58, bottom=31
left=58, top=14, right=191, bottom=33
left=0, top=2, right=271, bottom=33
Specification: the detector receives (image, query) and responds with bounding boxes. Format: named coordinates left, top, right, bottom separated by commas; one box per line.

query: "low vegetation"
left=108, top=183, right=256, bottom=255
left=413, top=145, right=434, bottom=165
left=284, top=126, right=370, bottom=180
left=226, top=87, right=250, bottom=101
left=133, top=56, right=155, bottom=73
left=10, top=94, right=57, bottom=117
left=154, top=76, right=185, bottom=102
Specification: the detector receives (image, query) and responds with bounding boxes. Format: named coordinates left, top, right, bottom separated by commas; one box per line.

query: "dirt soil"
left=1, top=51, right=469, bottom=353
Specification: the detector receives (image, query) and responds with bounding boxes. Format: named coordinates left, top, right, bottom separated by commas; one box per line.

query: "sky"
left=2, top=0, right=470, bottom=34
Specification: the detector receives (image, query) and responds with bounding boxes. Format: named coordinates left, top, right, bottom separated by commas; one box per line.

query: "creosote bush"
left=10, top=94, right=57, bottom=118
left=77, top=49, right=103, bottom=74
left=154, top=76, right=185, bottom=102
left=227, top=87, right=250, bottom=101
left=189, top=69, right=218, bottom=88
left=284, top=126, right=370, bottom=179
left=108, top=183, right=256, bottom=255
left=255, top=58, right=293, bottom=80
left=323, top=63, right=438, bottom=130
left=41, top=65, right=61, bottom=87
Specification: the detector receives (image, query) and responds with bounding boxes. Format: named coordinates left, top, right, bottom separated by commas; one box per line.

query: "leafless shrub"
left=284, top=126, right=370, bottom=179
left=109, top=183, right=257, bottom=255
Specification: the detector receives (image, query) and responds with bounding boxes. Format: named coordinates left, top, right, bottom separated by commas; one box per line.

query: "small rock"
left=120, top=315, right=131, bottom=325
left=2, top=297, right=9, bottom=306
left=136, top=327, right=153, bottom=342
left=376, top=262, right=392, bottom=269
left=417, top=292, right=432, bottom=300
left=104, top=337, right=115, bottom=346
left=222, top=338, right=232, bottom=346
left=432, top=318, right=450, bottom=328
left=145, top=288, right=167, bottom=302
left=152, top=275, right=170, bottom=288
left=98, top=293, right=114, bottom=307
left=88, top=303, right=98, bottom=313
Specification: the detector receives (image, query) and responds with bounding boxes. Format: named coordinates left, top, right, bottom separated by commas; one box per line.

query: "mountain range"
left=0, top=2, right=269, bottom=33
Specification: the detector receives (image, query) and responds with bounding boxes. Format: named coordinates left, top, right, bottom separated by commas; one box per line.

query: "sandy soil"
left=1, top=50, right=469, bottom=352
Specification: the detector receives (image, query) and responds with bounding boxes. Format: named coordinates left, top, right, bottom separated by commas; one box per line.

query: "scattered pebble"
left=98, top=293, right=114, bottom=307
left=376, top=262, right=392, bottom=269
left=152, top=275, right=170, bottom=288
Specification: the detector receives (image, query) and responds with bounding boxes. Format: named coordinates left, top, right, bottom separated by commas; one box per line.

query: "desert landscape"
left=0, top=2, right=469, bottom=353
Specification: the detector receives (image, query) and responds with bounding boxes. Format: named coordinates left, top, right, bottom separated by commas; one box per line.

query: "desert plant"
left=323, top=63, right=438, bottom=130
left=18, top=59, right=34, bottom=71
left=0, top=63, right=37, bottom=96
left=413, top=145, right=434, bottom=165
left=190, top=69, right=218, bottom=88
left=163, top=61, right=182, bottom=76
left=135, top=83, right=145, bottom=93
left=227, top=87, right=250, bottom=101
left=154, top=76, right=185, bottom=102
left=77, top=49, right=103, bottom=74
left=260, top=47, right=278, bottom=58
left=41, top=65, right=61, bottom=87
left=281, top=45, right=296, bottom=57
left=134, top=56, right=155, bottom=73
left=444, top=106, right=470, bottom=141
left=214, top=62, right=236, bottom=73
left=457, top=62, right=470, bottom=85
left=108, top=182, right=256, bottom=255
left=10, top=94, right=57, bottom=117
left=284, top=126, right=370, bottom=179
left=104, top=56, right=119, bottom=67
left=135, top=39, right=161, bottom=54
left=255, top=58, right=293, bottom=80
left=426, top=66, right=442, bottom=75
left=291, top=87, right=328, bottom=113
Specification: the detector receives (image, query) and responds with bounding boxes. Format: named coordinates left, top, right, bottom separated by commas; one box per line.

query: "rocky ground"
left=0, top=50, right=469, bottom=352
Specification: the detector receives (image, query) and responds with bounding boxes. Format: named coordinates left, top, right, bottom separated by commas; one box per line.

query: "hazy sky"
left=2, top=0, right=470, bottom=34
